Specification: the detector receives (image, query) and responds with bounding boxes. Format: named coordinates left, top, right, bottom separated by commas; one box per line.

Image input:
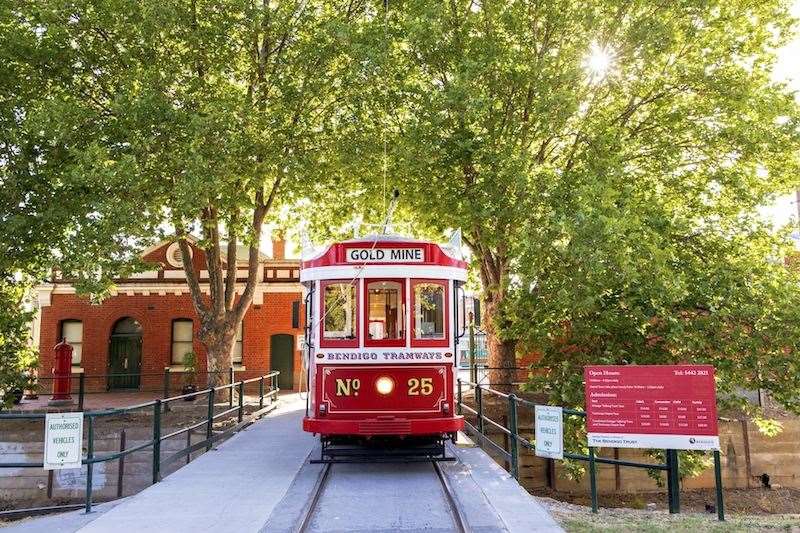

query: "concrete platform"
left=3, top=394, right=316, bottom=533
left=5, top=396, right=562, bottom=532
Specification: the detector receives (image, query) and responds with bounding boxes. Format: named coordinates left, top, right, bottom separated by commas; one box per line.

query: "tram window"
left=322, top=282, right=357, bottom=342
left=366, top=280, right=404, bottom=343
left=414, top=283, right=445, bottom=339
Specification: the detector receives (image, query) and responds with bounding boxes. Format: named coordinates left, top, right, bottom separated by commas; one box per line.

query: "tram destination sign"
left=346, top=247, right=425, bottom=263
left=44, top=412, right=83, bottom=470
left=584, top=365, right=719, bottom=451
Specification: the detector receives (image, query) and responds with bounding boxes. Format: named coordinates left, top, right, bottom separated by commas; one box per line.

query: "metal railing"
left=0, top=371, right=280, bottom=517
left=4, top=368, right=256, bottom=413
left=463, top=365, right=528, bottom=387
left=456, top=379, right=725, bottom=521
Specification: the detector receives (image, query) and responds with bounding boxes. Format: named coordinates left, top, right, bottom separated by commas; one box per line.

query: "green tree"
left=0, top=277, right=37, bottom=409
left=2, top=0, right=371, bottom=385
left=379, top=0, right=800, bottom=391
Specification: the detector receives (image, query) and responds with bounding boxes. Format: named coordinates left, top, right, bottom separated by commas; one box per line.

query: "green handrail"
left=0, top=370, right=280, bottom=517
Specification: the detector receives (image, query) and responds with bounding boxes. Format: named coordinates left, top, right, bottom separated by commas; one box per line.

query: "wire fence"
left=456, top=378, right=726, bottom=521
left=0, top=371, right=280, bottom=518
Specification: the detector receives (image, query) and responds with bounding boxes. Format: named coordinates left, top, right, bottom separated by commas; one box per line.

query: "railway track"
left=296, top=461, right=470, bottom=533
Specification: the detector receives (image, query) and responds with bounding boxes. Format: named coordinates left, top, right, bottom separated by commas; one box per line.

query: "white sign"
left=587, top=433, right=720, bottom=451
left=44, top=412, right=83, bottom=470
left=535, top=405, right=563, bottom=459
left=346, top=247, right=425, bottom=263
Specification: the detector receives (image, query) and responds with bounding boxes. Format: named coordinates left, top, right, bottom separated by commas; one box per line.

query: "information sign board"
left=534, top=405, right=564, bottom=459
left=584, top=365, right=719, bottom=450
left=44, top=412, right=83, bottom=470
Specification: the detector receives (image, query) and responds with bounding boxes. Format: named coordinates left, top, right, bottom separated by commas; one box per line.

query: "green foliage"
left=644, top=450, right=713, bottom=486
left=752, top=415, right=784, bottom=437
left=182, top=351, right=198, bottom=386
left=0, top=277, right=38, bottom=409
left=1, top=1, right=384, bottom=377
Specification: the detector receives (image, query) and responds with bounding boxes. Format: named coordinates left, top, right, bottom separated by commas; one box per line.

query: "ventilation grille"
left=358, top=419, right=412, bottom=434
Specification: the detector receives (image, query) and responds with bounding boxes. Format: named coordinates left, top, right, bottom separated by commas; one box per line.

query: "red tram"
left=300, top=235, right=467, bottom=447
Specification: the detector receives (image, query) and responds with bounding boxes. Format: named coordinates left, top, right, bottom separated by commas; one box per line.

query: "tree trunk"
left=483, top=288, right=517, bottom=392
left=469, top=237, right=517, bottom=392
left=200, top=324, right=237, bottom=402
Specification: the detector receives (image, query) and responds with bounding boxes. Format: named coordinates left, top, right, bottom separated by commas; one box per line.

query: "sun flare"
left=584, top=41, right=616, bottom=78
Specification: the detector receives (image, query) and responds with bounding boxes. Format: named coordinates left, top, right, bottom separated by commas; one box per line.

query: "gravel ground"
left=541, top=497, right=800, bottom=532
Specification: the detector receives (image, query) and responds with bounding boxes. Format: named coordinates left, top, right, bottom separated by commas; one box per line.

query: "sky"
left=762, top=0, right=800, bottom=229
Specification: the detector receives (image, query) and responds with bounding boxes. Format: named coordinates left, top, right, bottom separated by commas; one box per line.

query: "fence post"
left=117, top=429, right=126, bottom=498
left=508, top=394, right=519, bottom=480
left=84, top=416, right=94, bottom=514
left=457, top=379, right=462, bottom=415
left=206, top=388, right=215, bottom=452
left=237, top=381, right=244, bottom=423
left=476, top=385, right=484, bottom=437
left=588, top=446, right=598, bottom=514
left=666, top=449, right=680, bottom=514
left=152, top=400, right=161, bottom=484
left=259, top=376, right=265, bottom=409
left=228, top=367, right=235, bottom=407
left=469, top=322, right=476, bottom=383
left=714, top=450, right=725, bottom=521
left=162, top=368, right=171, bottom=409
left=186, top=430, right=192, bottom=466
left=78, top=373, right=85, bottom=412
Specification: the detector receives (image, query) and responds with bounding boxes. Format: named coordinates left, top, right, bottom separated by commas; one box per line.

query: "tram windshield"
left=323, top=282, right=357, bottom=339
left=414, top=282, right=445, bottom=339
left=367, top=280, right=404, bottom=341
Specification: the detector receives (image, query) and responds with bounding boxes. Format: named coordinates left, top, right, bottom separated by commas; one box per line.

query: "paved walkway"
left=6, top=396, right=562, bottom=532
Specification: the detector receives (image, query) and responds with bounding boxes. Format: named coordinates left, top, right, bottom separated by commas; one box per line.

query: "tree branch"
left=234, top=177, right=281, bottom=321
left=175, top=227, right=209, bottom=317
left=201, top=207, right=225, bottom=318
left=224, top=220, right=238, bottom=311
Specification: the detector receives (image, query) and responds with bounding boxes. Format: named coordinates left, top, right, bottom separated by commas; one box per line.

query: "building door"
left=270, top=334, right=294, bottom=390
left=108, top=318, right=142, bottom=390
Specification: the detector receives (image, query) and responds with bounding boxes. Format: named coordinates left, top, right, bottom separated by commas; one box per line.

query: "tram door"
left=270, top=334, right=294, bottom=390
left=108, top=318, right=143, bottom=390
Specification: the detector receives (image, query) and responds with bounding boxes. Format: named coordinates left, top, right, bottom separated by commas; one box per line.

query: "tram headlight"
left=375, top=376, right=395, bottom=395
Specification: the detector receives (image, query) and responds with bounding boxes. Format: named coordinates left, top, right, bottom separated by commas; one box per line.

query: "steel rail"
left=432, top=461, right=469, bottom=533
left=297, top=463, right=333, bottom=533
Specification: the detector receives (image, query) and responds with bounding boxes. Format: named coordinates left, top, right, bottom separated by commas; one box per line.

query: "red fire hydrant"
left=49, top=339, right=74, bottom=406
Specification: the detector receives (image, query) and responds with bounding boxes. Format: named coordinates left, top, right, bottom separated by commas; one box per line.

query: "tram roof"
left=300, top=234, right=468, bottom=273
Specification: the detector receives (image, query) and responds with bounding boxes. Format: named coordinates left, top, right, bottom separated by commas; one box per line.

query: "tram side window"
left=366, top=280, right=404, bottom=342
left=414, top=283, right=445, bottom=340
left=323, top=283, right=357, bottom=341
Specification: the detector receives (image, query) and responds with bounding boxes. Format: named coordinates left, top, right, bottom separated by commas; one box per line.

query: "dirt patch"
left=531, top=487, right=800, bottom=516
left=542, top=497, right=800, bottom=532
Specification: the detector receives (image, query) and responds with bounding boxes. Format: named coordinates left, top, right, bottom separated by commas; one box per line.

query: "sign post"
left=44, top=412, right=83, bottom=470
left=534, top=405, right=564, bottom=459
left=584, top=365, right=719, bottom=451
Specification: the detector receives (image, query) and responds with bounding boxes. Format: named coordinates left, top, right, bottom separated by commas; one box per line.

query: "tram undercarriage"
left=311, top=434, right=457, bottom=464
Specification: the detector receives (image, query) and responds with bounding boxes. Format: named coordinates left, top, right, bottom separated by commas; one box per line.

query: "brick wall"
left=38, top=291, right=304, bottom=393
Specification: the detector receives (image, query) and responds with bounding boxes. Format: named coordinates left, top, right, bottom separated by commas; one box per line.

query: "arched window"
left=112, top=317, right=142, bottom=335
left=171, top=319, right=194, bottom=365
left=60, top=320, right=83, bottom=365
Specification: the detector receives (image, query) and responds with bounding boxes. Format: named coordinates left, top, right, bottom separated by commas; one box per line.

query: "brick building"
left=32, top=237, right=305, bottom=392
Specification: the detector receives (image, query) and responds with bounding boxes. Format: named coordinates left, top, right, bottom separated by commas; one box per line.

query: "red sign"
left=584, top=365, right=719, bottom=450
